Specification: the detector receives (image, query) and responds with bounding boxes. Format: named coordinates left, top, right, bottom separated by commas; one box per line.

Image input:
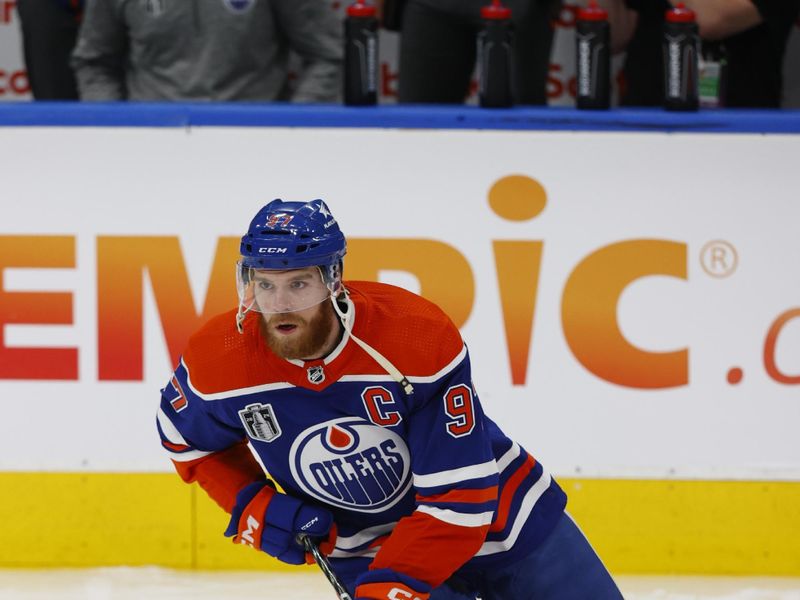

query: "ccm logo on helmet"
left=258, top=247, right=288, bottom=254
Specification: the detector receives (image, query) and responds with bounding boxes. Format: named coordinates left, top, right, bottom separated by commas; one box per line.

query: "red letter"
left=10, top=70, right=30, bottom=95
left=547, top=64, right=564, bottom=100
left=764, top=308, right=800, bottom=384
left=2, top=2, right=15, bottom=24
left=97, top=236, right=239, bottom=380
left=494, top=241, right=543, bottom=386
left=0, top=236, right=77, bottom=379
left=562, top=240, right=688, bottom=389
left=381, top=63, right=398, bottom=98
left=362, top=386, right=402, bottom=426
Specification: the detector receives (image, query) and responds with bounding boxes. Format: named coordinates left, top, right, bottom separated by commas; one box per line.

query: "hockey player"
left=157, top=199, right=623, bottom=599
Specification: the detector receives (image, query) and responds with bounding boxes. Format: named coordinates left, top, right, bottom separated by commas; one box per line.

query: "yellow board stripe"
left=0, top=473, right=798, bottom=574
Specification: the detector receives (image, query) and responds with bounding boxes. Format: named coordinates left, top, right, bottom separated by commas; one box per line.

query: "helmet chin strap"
left=236, top=298, right=256, bottom=334
left=330, top=291, right=414, bottom=396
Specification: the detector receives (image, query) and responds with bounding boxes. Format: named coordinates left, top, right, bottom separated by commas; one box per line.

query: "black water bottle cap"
left=347, top=0, right=376, bottom=17
left=481, top=0, right=511, bottom=20
left=665, top=2, right=696, bottom=23
left=577, top=0, right=607, bottom=21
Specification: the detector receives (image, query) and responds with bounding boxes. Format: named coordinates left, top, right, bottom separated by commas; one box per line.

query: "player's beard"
left=262, top=301, right=339, bottom=360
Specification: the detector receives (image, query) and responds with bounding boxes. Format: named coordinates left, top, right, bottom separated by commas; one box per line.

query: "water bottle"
left=478, top=0, right=514, bottom=108
left=344, top=0, right=379, bottom=106
left=663, top=2, right=699, bottom=111
left=575, top=0, right=611, bottom=110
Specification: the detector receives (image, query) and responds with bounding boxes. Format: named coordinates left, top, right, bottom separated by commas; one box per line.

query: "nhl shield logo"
left=239, top=403, right=281, bottom=442
left=307, top=365, right=325, bottom=385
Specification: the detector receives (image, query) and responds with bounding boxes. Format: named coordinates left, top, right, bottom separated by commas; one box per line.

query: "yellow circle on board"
left=488, top=175, right=547, bottom=221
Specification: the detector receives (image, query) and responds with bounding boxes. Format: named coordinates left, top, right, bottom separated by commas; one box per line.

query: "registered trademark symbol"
left=700, top=240, right=738, bottom=278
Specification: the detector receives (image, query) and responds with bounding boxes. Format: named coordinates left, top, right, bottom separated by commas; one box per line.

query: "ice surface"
left=0, top=568, right=798, bottom=600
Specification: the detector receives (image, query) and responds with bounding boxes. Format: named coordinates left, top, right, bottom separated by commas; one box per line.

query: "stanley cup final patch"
left=239, top=403, right=281, bottom=442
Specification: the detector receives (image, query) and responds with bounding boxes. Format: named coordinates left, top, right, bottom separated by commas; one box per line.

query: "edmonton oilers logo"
left=289, top=417, right=412, bottom=513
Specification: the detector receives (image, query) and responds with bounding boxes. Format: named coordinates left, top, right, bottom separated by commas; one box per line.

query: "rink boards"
left=1, top=473, right=798, bottom=575
left=0, top=106, right=798, bottom=574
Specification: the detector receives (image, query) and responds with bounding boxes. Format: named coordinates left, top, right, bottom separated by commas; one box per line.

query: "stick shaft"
left=300, top=535, right=353, bottom=600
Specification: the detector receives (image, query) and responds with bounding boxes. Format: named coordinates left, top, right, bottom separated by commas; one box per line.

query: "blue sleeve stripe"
left=496, top=441, right=522, bottom=473
left=485, top=463, right=548, bottom=540
left=476, top=471, right=557, bottom=556
left=497, top=452, right=536, bottom=489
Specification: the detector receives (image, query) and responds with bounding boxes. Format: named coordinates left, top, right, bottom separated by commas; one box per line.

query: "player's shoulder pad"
left=181, top=309, right=272, bottom=396
left=345, top=281, right=465, bottom=378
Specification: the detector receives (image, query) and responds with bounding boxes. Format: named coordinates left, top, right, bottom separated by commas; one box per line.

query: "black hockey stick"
left=300, top=534, right=353, bottom=600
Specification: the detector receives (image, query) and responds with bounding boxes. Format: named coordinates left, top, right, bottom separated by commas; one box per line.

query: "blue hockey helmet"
left=239, top=198, right=346, bottom=270
left=236, top=199, right=347, bottom=327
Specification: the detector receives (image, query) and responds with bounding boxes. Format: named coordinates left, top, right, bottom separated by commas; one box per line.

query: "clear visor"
left=236, top=262, right=334, bottom=315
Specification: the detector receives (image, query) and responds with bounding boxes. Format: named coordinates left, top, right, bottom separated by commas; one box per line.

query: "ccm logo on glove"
left=240, top=515, right=260, bottom=547
left=224, top=481, right=335, bottom=565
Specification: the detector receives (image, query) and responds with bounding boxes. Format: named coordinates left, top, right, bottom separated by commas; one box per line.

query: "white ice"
left=0, top=569, right=799, bottom=600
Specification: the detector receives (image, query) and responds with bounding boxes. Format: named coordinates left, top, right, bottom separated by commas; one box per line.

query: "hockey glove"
left=224, top=481, right=336, bottom=565
left=355, top=569, right=431, bottom=600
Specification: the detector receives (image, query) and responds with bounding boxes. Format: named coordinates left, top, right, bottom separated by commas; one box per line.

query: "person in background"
left=71, top=0, right=342, bottom=102
left=599, top=0, right=800, bottom=107
left=16, top=0, right=83, bottom=99
left=395, top=0, right=562, bottom=105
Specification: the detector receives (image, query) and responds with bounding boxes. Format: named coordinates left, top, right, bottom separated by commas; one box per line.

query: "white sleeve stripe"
left=334, top=522, right=397, bottom=550
left=157, top=408, right=189, bottom=446
left=329, top=547, right=379, bottom=559
left=413, top=459, right=498, bottom=489
left=495, top=442, right=521, bottom=473
left=166, top=448, right=213, bottom=462
left=475, top=471, right=552, bottom=556
left=417, top=505, right=495, bottom=528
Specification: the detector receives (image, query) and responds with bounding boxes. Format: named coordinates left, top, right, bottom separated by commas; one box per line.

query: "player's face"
left=261, top=289, right=339, bottom=360
left=243, top=267, right=332, bottom=315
